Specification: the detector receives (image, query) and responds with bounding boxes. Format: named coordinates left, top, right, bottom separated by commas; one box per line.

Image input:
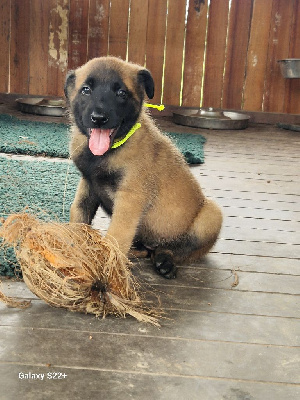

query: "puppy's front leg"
left=70, top=178, right=99, bottom=224
left=106, top=189, right=147, bottom=255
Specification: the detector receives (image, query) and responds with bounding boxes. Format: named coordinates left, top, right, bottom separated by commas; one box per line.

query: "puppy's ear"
left=138, top=69, right=154, bottom=99
left=64, top=71, right=76, bottom=99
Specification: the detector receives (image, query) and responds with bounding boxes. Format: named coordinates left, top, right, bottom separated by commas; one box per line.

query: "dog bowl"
left=173, top=108, right=250, bottom=130
left=278, top=59, right=300, bottom=78
left=16, top=97, right=67, bottom=117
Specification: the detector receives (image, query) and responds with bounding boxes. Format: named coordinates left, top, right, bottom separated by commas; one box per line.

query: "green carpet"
left=0, top=156, right=80, bottom=276
left=0, top=114, right=206, bottom=164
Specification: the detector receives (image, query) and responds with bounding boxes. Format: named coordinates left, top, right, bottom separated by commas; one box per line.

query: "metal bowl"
left=278, top=59, right=300, bottom=78
left=173, top=108, right=250, bottom=130
left=16, top=97, right=67, bottom=117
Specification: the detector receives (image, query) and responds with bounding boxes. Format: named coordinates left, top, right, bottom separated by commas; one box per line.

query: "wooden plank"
left=28, top=0, right=51, bottom=95
left=263, top=0, right=295, bottom=113
left=221, top=205, right=299, bottom=222
left=145, top=0, right=168, bottom=104
left=0, top=0, right=10, bottom=93
left=214, top=238, right=300, bottom=259
left=1, top=288, right=299, bottom=346
left=156, top=285, right=299, bottom=318
left=182, top=0, right=208, bottom=107
left=221, top=226, right=299, bottom=245
left=213, top=196, right=300, bottom=213
left=203, top=159, right=299, bottom=176
left=87, top=0, right=110, bottom=60
left=200, top=175, right=300, bottom=195
left=47, top=0, right=69, bottom=97
left=1, top=326, right=299, bottom=383
left=127, top=0, right=149, bottom=66
left=1, top=364, right=299, bottom=400
left=203, top=188, right=300, bottom=204
left=200, top=170, right=300, bottom=184
left=222, top=0, right=252, bottom=110
left=67, top=0, right=89, bottom=70
left=108, top=0, right=130, bottom=59
left=162, top=0, right=186, bottom=106
left=285, top=0, right=300, bottom=114
left=139, top=265, right=300, bottom=295
left=201, top=170, right=300, bottom=185
left=199, top=252, right=300, bottom=275
left=222, top=215, right=299, bottom=232
left=204, top=151, right=299, bottom=164
left=9, top=0, right=30, bottom=94
left=243, top=0, right=273, bottom=111
left=202, top=0, right=230, bottom=108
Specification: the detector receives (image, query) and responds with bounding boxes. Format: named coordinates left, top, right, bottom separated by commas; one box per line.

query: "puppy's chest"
left=74, top=153, right=122, bottom=213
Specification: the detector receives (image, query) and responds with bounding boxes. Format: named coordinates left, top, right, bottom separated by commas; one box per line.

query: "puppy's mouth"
left=88, top=127, right=118, bottom=156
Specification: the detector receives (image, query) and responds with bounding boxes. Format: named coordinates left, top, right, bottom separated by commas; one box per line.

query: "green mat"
left=0, top=114, right=206, bottom=164
left=0, top=156, right=80, bottom=276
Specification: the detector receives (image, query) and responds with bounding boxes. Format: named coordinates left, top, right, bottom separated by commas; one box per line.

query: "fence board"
left=108, top=0, right=130, bottom=59
left=243, top=0, right=273, bottom=111
left=285, top=0, right=300, bottom=114
left=163, top=0, right=186, bottom=105
left=202, top=0, right=230, bottom=108
left=29, top=0, right=51, bottom=95
left=263, top=0, right=294, bottom=113
left=9, top=0, right=30, bottom=94
left=87, top=0, right=110, bottom=60
left=47, top=0, right=69, bottom=97
left=182, top=0, right=208, bottom=107
left=127, top=0, right=149, bottom=66
left=145, top=0, right=168, bottom=104
left=0, top=0, right=10, bottom=93
left=67, top=0, right=89, bottom=70
left=222, top=0, right=252, bottom=110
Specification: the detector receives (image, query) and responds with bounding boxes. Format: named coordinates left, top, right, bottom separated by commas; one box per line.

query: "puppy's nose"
left=91, top=111, right=109, bottom=125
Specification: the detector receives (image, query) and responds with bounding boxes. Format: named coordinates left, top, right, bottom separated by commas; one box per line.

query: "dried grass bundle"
left=0, top=213, right=160, bottom=326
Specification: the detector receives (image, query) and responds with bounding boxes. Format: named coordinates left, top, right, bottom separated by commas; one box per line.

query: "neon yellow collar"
left=111, top=122, right=141, bottom=149
left=110, top=104, right=163, bottom=149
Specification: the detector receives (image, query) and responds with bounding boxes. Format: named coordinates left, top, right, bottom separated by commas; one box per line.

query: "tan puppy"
left=65, top=57, right=222, bottom=278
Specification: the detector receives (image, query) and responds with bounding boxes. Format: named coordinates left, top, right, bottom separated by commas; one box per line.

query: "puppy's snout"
left=91, top=111, right=109, bottom=125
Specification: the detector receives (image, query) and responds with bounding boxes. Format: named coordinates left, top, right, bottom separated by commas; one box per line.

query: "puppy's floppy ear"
left=138, top=69, right=154, bottom=99
left=64, top=71, right=76, bottom=99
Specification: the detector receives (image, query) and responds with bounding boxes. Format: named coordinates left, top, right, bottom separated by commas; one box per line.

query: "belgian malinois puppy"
left=65, top=57, right=222, bottom=278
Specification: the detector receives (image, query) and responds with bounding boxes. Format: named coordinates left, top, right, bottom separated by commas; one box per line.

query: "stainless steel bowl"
left=278, top=59, right=300, bottom=78
left=173, top=108, right=250, bottom=130
left=16, top=97, right=67, bottom=117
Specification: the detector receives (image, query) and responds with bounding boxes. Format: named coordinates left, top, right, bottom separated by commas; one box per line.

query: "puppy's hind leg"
left=189, top=199, right=223, bottom=260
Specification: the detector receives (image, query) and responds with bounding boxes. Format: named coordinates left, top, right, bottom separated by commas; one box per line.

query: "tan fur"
left=67, top=57, right=222, bottom=265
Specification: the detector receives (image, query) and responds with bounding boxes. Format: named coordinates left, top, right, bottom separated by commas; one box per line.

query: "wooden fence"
left=0, top=0, right=299, bottom=114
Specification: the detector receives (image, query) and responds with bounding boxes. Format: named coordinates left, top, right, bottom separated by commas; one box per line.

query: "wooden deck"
left=0, top=110, right=299, bottom=399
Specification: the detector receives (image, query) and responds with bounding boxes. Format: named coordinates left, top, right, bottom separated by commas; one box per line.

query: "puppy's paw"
left=153, top=252, right=177, bottom=279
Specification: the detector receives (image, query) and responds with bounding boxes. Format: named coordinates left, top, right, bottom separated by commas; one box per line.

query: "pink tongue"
left=89, top=128, right=112, bottom=155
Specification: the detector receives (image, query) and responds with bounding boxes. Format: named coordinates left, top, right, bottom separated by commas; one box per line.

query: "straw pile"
left=0, top=213, right=159, bottom=326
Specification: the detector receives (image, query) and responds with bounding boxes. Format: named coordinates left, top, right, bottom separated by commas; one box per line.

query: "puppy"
left=64, top=56, right=222, bottom=278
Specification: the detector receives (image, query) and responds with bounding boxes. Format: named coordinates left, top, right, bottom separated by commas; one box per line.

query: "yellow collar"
left=110, top=104, right=163, bottom=149
left=111, top=122, right=141, bottom=149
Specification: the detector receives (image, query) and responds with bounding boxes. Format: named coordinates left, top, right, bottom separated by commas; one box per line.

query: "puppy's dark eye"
left=81, top=86, right=91, bottom=96
left=116, top=89, right=127, bottom=99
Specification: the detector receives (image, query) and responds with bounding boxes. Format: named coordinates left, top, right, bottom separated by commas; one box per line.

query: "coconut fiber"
left=0, top=213, right=160, bottom=325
